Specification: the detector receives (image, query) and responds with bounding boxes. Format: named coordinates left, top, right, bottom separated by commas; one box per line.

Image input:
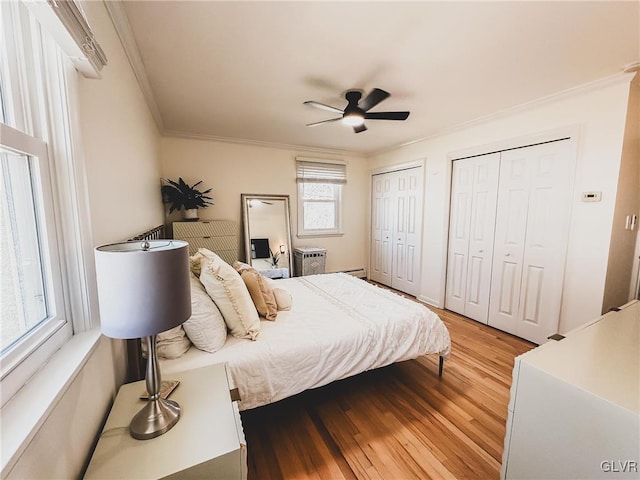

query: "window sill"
left=0, top=328, right=102, bottom=477
left=297, top=232, right=344, bottom=238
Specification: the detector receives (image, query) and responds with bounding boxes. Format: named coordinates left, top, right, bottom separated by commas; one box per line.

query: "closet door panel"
left=445, top=160, right=474, bottom=314
left=464, top=154, right=500, bottom=322
left=392, top=168, right=423, bottom=295
left=489, top=152, right=530, bottom=335
left=370, top=175, right=392, bottom=285
left=516, top=142, right=573, bottom=344
left=392, top=173, right=407, bottom=283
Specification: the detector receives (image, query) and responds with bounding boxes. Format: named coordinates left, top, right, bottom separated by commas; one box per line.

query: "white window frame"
left=0, top=0, right=98, bottom=408
left=296, top=158, right=346, bottom=237
left=0, top=125, right=72, bottom=407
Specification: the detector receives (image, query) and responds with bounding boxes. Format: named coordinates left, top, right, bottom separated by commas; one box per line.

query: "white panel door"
left=464, top=154, right=500, bottom=322
left=370, top=174, right=393, bottom=285
left=489, top=140, right=573, bottom=343
left=391, top=167, right=423, bottom=296
left=516, top=141, right=573, bottom=344
left=445, top=159, right=475, bottom=315
left=445, top=154, right=499, bottom=322
left=488, top=150, right=531, bottom=335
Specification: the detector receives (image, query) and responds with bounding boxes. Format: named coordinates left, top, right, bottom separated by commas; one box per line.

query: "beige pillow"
left=233, top=260, right=252, bottom=274
left=190, top=248, right=219, bottom=277
left=142, top=326, right=191, bottom=359
left=264, top=277, right=293, bottom=311
left=182, top=273, right=227, bottom=353
left=240, top=268, right=278, bottom=321
left=199, top=253, right=260, bottom=340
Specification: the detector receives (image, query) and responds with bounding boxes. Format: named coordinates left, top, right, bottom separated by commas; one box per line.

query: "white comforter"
left=161, top=273, right=451, bottom=411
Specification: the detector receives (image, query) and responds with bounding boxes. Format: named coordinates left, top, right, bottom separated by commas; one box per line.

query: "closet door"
left=445, top=154, right=499, bottom=322
left=464, top=155, right=500, bottom=322
left=370, top=166, right=423, bottom=296
left=370, top=173, right=393, bottom=285
left=391, top=167, right=423, bottom=296
left=488, top=141, right=572, bottom=344
left=445, top=159, right=475, bottom=315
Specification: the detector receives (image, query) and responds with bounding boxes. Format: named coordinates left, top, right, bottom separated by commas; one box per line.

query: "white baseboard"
left=417, top=295, right=443, bottom=309
left=342, top=268, right=367, bottom=279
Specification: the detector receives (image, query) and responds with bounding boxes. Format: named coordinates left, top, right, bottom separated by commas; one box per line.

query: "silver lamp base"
left=130, top=396, right=181, bottom=440
left=130, top=335, right=181, bottom=440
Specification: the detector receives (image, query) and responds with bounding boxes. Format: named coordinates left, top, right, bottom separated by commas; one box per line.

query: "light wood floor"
left=240, top=294, right=535, bottom=480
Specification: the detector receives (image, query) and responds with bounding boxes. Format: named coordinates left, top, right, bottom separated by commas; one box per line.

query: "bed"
left=160, top=271, right=451, bottom=411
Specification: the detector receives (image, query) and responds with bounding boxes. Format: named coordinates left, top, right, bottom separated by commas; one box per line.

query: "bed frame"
left=125, top=225, right=446, bottom=382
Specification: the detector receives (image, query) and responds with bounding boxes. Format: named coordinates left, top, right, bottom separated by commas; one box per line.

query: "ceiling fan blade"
left=365, top=111, right=410, bottom=121
left=303, top=101, right=343, bottom=114
left=353, top=124, right=367, bottom=133
left=306, top=117, right=342, bottom=127
left=359, top=88, right=390, bottom=111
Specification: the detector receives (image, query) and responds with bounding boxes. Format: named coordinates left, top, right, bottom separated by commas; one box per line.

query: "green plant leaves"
left=160, top=177, right=214, bottom=212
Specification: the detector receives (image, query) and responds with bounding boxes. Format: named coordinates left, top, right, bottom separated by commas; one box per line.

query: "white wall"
left=369, top=76, right=634, bottom=334
left=603, top=76, right=640, bottom=310
left=160, top=138, right=369, bottom=274
left=6, top=1, right=164, bottom=477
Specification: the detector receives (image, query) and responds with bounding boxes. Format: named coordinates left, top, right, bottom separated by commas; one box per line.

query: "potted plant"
left=268, top=247, right=280, bottom=268
left=161, top=177, right=213, bottom=221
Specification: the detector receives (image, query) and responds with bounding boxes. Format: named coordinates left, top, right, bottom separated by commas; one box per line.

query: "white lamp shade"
left=95, top=240, right=192, bottom=339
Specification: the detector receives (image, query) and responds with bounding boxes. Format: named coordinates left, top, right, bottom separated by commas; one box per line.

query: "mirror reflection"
left=241, top=194, right=293, bottom=279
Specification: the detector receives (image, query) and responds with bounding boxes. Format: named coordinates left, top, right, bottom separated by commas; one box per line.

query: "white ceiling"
left=114, top=1, right=639, bottom=155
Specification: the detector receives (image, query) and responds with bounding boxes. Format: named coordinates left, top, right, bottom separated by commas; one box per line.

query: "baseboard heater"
left=342, top=268, right=367, bottom=279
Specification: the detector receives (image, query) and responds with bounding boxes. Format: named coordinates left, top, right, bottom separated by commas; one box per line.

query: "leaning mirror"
left=241, top=194, right=293, bottom=279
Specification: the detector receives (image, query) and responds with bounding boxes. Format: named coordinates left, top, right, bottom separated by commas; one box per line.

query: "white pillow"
left=182, top=273, right=227, bottom=353
left=142, top=326, right=191, bottom=359
left=264, top=277, right=293, bottom=311
left=189, top=248, right=217, bottom=277
left=199, top=253, right=260, bottom=340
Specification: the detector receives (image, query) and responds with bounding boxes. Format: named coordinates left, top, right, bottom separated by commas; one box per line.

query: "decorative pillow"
left=233, top=261, right=252, bottom=274
left=199, top=253, right=260, bottom=340
left=182, top=273, right=227, bottom=353
left=264, top=277, right=293, bottom=311
left=240, top=267, right=278, bottom=321
left=142, top=325, right=191, bottom=359
left=189, top=248, right=219, bottom=277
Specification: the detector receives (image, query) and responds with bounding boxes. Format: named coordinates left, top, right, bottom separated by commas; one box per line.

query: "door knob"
left=478, top=249, right=484, bottom=253
left=505, top=253, right=511, bottom=256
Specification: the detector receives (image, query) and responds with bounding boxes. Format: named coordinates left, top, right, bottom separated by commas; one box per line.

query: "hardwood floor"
left=240, top=299, right=535, bottom=480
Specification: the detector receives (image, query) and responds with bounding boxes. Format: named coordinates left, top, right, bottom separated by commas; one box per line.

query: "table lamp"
left=94, top=240, right=191, bottom=440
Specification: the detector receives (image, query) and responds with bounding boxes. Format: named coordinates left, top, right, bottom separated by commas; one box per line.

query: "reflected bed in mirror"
left=241, top=194, right=293, bottom=279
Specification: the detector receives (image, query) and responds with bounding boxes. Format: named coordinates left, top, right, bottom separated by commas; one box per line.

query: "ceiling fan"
left=304, top=88, right=410, bottom=133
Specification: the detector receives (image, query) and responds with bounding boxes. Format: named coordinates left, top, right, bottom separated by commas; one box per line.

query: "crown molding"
left=104, top=0, right=164, bottom=131
left=370, top=71, right=637, bottom=158
left=162, top=129, right=363, bottom=158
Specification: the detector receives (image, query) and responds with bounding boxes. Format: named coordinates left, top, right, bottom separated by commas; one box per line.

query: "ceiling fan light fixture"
left=342, top=112, right=364, bottom=127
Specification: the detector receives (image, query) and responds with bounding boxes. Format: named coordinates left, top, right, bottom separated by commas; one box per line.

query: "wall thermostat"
left=581, top=191, right=602, bottom=202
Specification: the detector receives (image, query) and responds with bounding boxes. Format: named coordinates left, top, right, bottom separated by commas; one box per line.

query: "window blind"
left=296, top=160, right=346, bottom=184
left=49, top=0, right=107, bottom=72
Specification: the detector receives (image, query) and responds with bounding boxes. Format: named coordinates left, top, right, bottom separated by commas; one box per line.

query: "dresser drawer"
left=173, top=220, right=239, bottom=264
left=173, top=220, right=237, bottom=238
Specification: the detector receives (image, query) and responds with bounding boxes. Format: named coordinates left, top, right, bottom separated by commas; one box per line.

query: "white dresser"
left=172, top=220, right=238, bottom=265
left=502, top=300, right=640, bottom=479
left=84, top=364, right=247, bottom=479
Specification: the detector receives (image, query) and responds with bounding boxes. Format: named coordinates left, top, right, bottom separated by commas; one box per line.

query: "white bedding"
left=161, top=273, right=451, bottom=411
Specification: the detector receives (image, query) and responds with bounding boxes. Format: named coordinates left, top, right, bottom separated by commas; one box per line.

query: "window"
left=296, top=158, right=346, bottom=237
left=0, top=0, right=97, bottom=407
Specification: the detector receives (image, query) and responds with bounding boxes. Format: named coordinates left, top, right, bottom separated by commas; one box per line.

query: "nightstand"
left=84, top=363, right=247, bottom=479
